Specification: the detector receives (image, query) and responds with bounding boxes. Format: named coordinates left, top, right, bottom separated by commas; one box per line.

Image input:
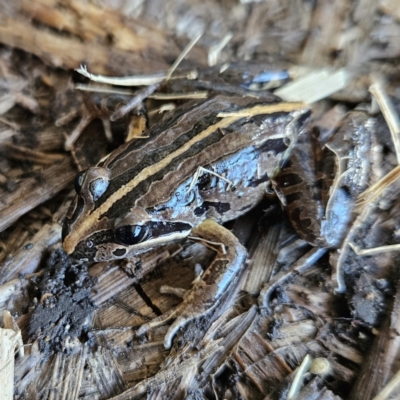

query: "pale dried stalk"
left=3, top=143, right=64, bottom=165
left=287, top=354, right=313, bottom=399
left=351, top=83, right=400, bottom=257
left=357, top=164, right=400, bottom=208
left=274, top=68, right=350, bottom=104
left=0, top=329, right=18, bottom=400
left=3, top=311, right=23, bottom=358
left=0, top=311, right=23, bottom=400
left=75, top=67, right=198, bottom=87
left=208, top=33, right=233, bottom=66
left=148, top=103, right=176, bottom=116
left=110, top=83, right=160, bottom=121
left=75, top=84, right=136, bottom=95
left=369, top=81, right=400, bottom=163
left=373, top=367, right=400, bottom=400
left=76, top=65, right=166, bottom=86
left=165, top=33, right=202, bottom=80
left=349, top=242, right=400, bottom=256
left=149, top=92, right=208, bottom=100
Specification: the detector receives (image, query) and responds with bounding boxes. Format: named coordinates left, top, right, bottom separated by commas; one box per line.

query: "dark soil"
left=28, top=249, right=96, bottom=354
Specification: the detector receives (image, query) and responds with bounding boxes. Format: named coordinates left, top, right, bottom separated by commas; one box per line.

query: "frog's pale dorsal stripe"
left=103, top=95, right=238, bottom=173
left=103, top=102, right=195, bottom=171
left=63, top=102, right=305, bottom=254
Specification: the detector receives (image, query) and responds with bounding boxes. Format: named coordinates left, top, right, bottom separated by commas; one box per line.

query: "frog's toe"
left=136, top=300, right=210, bottom=349
left=164, top=316, right=186, bottom=349
left=136, top=308, right=177, bottom=338
left=163, top=299, right=217, bottom=349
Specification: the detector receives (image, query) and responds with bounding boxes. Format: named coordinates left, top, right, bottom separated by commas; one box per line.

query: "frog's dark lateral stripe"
left=63, top=100, right=306, bottom=254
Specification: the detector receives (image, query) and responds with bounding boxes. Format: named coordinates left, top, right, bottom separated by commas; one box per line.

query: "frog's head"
left=62, top=166, right=192, bottom=262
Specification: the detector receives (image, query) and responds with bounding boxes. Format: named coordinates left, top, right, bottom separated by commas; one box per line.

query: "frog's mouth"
left=114, top=221, right=193, bottom=246
left=66, top=221, right=193, bottom=262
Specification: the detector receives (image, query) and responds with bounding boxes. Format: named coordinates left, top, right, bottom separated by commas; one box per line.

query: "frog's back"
left=63, top=96, right=309, bottom=261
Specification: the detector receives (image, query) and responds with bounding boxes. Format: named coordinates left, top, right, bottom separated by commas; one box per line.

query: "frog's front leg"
left=136, top=219, right=247, bottom=349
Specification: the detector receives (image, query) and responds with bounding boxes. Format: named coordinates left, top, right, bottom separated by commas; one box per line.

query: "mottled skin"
left=278, top=110, right=373, bottom=248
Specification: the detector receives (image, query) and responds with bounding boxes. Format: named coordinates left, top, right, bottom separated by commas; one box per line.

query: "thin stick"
left=187, top=166, right=232, bottom=194
left=370, top=81, right=400, bottom=163
left=357, top=164, right=400, bottom=208
left=76, top=65, right=165, bottom=86
left=287, top=354, right=313, bottom=400
left=148, top=103, right=176, bottom=116
left=64, top=112, right=94, bottom=151
left=75, top=83, right=136, bottom=95
left=149, top=92, right=208, bottom=100
left=0, top=117, right=19, bottom=130
left=349, top=242, right=400, bottom=256
left=208, top=33, right=233, bottom=66
left=110, top=83, right=160, bottom=121
left=74, top=86, right=208, bottom=100
left=165, top=33, right=203, bottom=80
left=373, top=367, right=400, bottom=400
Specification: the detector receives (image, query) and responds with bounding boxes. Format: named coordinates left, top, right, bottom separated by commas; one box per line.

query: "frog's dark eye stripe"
left=114, top=221, right=193, bottom=246
left=149, top=221, right=192, bottom=237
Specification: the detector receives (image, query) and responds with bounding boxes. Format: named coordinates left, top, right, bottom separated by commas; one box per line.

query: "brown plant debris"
left=1, top=1, right=400, bottom=399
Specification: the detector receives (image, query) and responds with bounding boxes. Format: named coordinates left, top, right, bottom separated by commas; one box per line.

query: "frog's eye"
left=75, top=167, right=111, bottom=203
left=74, top=171, right=86, bottom=194
left=89, top=177, right=109, bottom=201
left=115, top=224, right=150, bottom=246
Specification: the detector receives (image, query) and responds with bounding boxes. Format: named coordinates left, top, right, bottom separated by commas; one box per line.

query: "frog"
left=62, top=95, right=309, bottom=348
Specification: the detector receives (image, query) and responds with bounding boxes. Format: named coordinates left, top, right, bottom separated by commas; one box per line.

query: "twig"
left=110, top=83, right=160, bottom=121
left=76, top=65, right=165, bottom=86
left=208, top=33, right=233, bottom=66
left=165, top=33, right=203, bottom=80
left=357, top=164, right=400, bottom=208
left=369, top=80, right=400, bottom=163
left=287, top=354, right=313, bottom=400
left=349, top=242, right=400, bottom=256
left=149, top=92, right=208, bottom=100
left=74, top=83, right=136, bottom=95
left=373, top=367, right=400, bottom=400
